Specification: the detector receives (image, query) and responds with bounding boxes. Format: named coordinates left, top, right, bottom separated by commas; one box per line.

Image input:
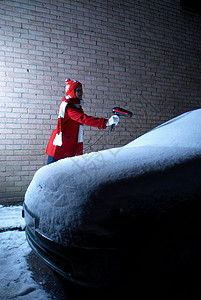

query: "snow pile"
left=0, top=205, right=25, bottom=232
left=24, top=108, right=201, bottom=247
left=0, top=206, right=52, bottom=299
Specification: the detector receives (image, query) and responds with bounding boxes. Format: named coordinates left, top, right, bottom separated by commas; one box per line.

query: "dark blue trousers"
left=47, top=155, right=58, bottom=165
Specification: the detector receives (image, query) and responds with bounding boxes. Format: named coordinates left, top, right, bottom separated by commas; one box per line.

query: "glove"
left=106, top=115, right=119, bottom=127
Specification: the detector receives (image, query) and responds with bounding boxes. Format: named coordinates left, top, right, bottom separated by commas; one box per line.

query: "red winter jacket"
left=45, top=100, right=108, bottom=160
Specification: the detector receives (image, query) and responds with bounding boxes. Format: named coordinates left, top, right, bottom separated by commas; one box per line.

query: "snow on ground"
left=0, top=205, right=52, bottom=299
left=0, top=205, right=25, bottom=231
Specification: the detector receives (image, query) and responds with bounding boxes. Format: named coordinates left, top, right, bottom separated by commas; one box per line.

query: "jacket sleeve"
left=66, top=105, right=108, bottom=129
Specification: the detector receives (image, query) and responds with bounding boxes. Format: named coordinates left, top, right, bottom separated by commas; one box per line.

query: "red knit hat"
left=65, top=78, right=82, bottom=100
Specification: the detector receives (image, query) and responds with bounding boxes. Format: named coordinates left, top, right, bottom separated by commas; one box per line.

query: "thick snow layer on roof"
left=126, top=109, right=201, bottom=148
left=24, top=108, right=201, bottom=247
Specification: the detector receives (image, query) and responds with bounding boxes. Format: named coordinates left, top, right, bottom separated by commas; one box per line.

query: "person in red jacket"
left=45, top=78, right=119, bottom=164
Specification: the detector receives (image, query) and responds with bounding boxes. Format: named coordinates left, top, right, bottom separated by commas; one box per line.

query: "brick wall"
left=0, top=0, right=201, bottom=204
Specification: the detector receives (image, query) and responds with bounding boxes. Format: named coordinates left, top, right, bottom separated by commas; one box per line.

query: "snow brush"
left=110, top=107, right=133, bottom=131
left=112, top=107, right=133, bottom=118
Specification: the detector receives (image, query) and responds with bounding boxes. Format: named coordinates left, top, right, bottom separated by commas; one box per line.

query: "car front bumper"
left=23, top=203, right=123, bottom=287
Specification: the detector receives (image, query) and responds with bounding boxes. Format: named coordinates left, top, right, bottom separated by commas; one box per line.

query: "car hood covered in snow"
left=24, top=108, right=201, bottom=248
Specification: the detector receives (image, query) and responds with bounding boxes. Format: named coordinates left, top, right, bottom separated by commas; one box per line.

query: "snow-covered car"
left=23, top=108, right=201, bottom=287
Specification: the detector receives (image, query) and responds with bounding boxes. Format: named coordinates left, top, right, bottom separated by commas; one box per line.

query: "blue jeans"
left=47, top=156, right=58, bottom=165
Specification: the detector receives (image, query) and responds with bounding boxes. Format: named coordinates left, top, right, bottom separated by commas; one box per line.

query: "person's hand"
left=106, top=115, right=119, bottom=126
